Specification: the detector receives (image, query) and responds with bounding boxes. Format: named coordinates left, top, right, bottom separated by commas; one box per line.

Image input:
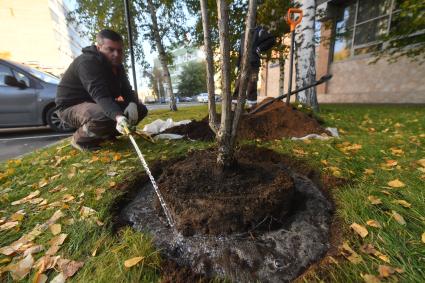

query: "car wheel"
left=46, top=107, right=74, bottom=133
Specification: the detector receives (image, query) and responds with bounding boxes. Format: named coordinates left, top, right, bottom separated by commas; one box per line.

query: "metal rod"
left=123, top=0, right=138, bottom=98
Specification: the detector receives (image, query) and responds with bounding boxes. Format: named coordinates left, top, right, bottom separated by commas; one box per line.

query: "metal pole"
left=285, top=30, right=295, bottom=105
left=123, top=0, right=138, bottom=99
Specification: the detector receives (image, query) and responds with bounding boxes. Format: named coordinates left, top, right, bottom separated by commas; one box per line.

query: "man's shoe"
left=70, top=137, right=101, bottom=152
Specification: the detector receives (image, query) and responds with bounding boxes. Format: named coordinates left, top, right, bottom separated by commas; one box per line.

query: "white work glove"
left=116, top=115, right=130, bottom=135
left=124, top=102, right=138, bottom=126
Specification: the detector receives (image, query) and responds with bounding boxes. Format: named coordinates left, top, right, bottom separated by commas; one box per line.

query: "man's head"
left=96, top=29, right=124, bottom=67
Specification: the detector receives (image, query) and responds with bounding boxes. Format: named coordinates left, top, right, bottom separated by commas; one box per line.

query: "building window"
left=333, top=0, right=399, bottom=61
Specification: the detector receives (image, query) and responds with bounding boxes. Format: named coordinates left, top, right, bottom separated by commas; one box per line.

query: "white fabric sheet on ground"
left=142, top=118, right=191, bottom=134
left=291, top=127, right=339, bottom=141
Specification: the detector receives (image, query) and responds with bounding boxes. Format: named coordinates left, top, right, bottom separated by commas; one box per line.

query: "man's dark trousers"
left=59, top=101, right=148, bottom=146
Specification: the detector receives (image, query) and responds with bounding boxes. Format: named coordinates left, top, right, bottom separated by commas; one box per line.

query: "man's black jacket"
left=56, top=45, right=137, bottom=120
left=238, top=26, right=276, bottom=68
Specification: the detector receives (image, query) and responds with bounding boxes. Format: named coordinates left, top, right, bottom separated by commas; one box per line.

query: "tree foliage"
left=177, top=61, right=207, bottom=97
left=186, top=0, right=291, bottom=83
left=68, top=0, right=188, bottom=68
left=374, top=0, right=425, bottom=63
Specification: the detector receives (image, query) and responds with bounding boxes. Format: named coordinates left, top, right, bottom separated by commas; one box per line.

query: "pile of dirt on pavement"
left=161, top=98, right=329, bottom=141
left=156, top=146, right=295, bottom=236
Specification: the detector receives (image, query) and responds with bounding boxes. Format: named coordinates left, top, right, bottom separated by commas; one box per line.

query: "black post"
left=123, top=0, right=138, bottom=100
left=285, top=30, right=295, bottom=105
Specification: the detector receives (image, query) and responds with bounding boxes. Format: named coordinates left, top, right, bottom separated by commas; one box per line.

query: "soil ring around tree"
left=116, top=146, right=334, bottom=282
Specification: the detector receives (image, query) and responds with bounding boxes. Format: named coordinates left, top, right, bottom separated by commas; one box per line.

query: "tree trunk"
left=230, top=0, right=257, bottom=148
left=294, top=0, right=319, bottom=111
left=146, top=0, right=177, bottom=111
left=278, top=49, right=285, bottom=96
left=216, top=0, right=233, bottom=169
left=200, top=0, right=219, bottom=134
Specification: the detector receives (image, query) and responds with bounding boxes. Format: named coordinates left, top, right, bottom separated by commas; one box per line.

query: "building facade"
left=259, top=0, right=425, bottom=103
left=0, top=0, right=89, bottom=76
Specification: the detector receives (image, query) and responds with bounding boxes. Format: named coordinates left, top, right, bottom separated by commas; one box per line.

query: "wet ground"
left=120, top=171, right=333, bottom=282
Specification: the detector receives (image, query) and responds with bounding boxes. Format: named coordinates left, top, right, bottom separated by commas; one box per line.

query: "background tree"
left=68, top=0, right=188, bottom=111
left=374, top=0, right=425, bottom=64
left=177, top=61, right=207, bottom=97
left=293, top=0, right=319, bottom=111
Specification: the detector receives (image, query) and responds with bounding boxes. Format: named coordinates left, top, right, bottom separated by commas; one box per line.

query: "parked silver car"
left=0, top=59, right=72, bottom=132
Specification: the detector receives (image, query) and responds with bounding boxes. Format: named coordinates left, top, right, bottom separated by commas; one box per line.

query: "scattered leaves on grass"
left=350, top=223, right=369, bottom=238
left=50, top=272, right=66, bottom=283
left=22, top=245, right=43, bottom=257
left=392, top=199, right=411, bottom=208
left=366, top=220, right=382, bottom=228
left=46, top=234, right=68, bottom=256
left=378, top=265, right=395, bottom=278
left=0, top=221, right=19, bottom=231
left=57, top=258, right=84, bottom=278
left=387, top=179, right=405, bottom=188
left=49, top=224, right=61, bottom=235
left=390, top=147, right=404, bottom=156
left=11, top=190, right=40, bottom=205
left=340, top=241, right=363, bottom=264
left=391, top=210, right=406, bottom=225
left=124, top=256, right=144, bottom=268
left=34, top=255, right=61, bottom=273
left=361, top=273, right=381, bottom=283
left=95, top=188, right=106, bottom=200
left=10, top=210, right=26, bottom=221
left=80, top=206, right=96, bottom=219
left=368, top=196, right=382, bottom=205
left=360, top=244, right=390, bottom=263
left=6, top=254, right=34, bottom=280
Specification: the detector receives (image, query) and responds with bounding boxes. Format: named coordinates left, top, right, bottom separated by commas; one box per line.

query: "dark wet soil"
left=161, top=98, right=329, bottom=141
left=156, top=147, right=295, bottom=236
left=118, top=146, right=334, bottom=282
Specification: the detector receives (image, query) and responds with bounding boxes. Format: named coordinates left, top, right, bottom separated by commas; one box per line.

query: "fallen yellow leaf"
left=49, top=224, right=61, bottom=236
left=6, top=254, right=34, bottom=280
left=386, top=160, right=398, bottom=167
left=392, top=199, right=411, bottom=208
left=124, top=256, right=144, bottom=268
left=368, top=195, right=382, bottom=205
left=350, top=223, right=368, bottom=238
left=378, top=265, right=395, bottom=278
left=364, top=169, right=374, bottom=175
left=50, top=272, right=66, bottom=283
left=417, top=159, right=425, bottom=168
left=421, top=232, right=425, bottom=243
left=366, top=220, right=382, bottom=228
left=391, top=210, right=406, bottom=225
left=387, top=179, right=405, bottom=188
left=57, top=258, right=84, bottom=278
left=361, top=273, right=381, bottom=283
left=340, top=241, right=363, bottom=264
left=11, top=190, right=40, bottom=205
left=80, top=206, right=97, bottom=219
left=46, top=234, right=67, bottom=256
left=0, top=221, right=19, bottom=231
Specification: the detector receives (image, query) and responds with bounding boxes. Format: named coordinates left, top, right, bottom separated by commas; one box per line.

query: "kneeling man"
left=56, top=29, right=147, bottom=151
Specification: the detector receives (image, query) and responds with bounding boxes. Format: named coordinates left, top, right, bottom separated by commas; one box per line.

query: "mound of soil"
left=161, top=120, right=215, bottom=141
left=161, top=98, right=328, bottom=141
left=156, top=146, right=295, bottom=236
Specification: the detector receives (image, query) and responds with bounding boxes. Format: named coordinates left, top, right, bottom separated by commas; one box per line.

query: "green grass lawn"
left=0, top=104, right=424, bottom=282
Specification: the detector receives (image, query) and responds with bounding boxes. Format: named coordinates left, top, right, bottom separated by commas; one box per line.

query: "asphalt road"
left=0, top=102, right=203, bottom=162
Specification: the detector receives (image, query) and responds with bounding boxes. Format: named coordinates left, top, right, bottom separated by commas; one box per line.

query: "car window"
left=0, top=64, right=13, bottom=86
left=12, top=69, right=30, bottom=87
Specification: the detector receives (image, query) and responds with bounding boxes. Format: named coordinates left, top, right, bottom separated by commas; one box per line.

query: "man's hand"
left=116, top=115, right=130, bottom=135
left=124, top=102, right=138, bottom=125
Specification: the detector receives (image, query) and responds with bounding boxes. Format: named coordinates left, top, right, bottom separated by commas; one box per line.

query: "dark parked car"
left=0, top=59, right=72, bottom=132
